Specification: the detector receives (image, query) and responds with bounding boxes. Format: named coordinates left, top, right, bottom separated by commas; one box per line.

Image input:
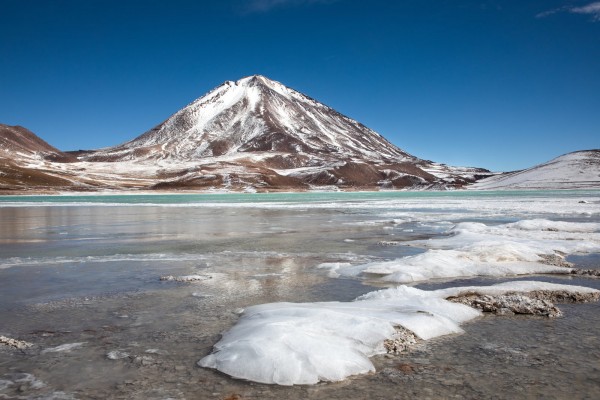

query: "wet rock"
left=0, top=335, right=33, bottom=350
left=571, top=269, right=600, bottom=278
left=522, top=289, right=600, bottom=303
left=133, top=355, right=156, bottom=366
left=449, top=294, right=562, bottom=317
left=145, top=348, right=168, bottom=355
left=0, top=373, right=46, bottom=392
left=383, top=326, right=418, bottom=354
left=377, top=241, right=401, bottom=246
left=539, top=253, right=573, bottom=268
left=395, top=363, right=416, bottom=374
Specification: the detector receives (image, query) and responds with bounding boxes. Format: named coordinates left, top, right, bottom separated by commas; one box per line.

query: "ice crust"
left=199, top=217, right=600, bottom=385
left=199, top=281, right=598, bottom=385
left=331, top=219, right=600, bottom=283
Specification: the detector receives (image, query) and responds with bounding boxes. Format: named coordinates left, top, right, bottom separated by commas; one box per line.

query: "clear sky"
left=1, top=0, right=599, bottom=171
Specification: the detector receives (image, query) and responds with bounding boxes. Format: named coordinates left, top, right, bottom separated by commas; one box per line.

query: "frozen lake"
left=0, top=191, right=599, bottom=398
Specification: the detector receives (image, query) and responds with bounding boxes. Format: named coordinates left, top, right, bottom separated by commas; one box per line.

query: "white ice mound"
left=198, top=286, right=479, bottom=385
left=359, top=247, right=569, bottom=283
left=331, top=219, right=600, bottom=283
left=199, top=280, right=599, bottom=385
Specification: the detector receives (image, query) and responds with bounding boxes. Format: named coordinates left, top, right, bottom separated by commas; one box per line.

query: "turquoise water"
left=1, top=189, right=599, bottom=205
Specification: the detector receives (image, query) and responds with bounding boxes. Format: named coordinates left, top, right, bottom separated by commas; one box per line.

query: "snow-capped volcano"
left=84, top=75, right=412, bottom=164
left=1, top=76, right=495, bottom=192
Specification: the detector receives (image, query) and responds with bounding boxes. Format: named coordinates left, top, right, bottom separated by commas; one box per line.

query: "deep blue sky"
left=1, top=0, right=599, bottom=171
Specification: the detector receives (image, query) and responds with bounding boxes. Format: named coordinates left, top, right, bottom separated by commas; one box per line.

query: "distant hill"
left=1, top=124, right=62, bottom=157
left=469, top=150, right=600, bottom=190
left=0, top=124, right=78, bottom=191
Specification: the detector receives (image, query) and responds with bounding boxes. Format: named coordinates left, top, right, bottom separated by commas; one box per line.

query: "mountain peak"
left=88, top=75, right=412, bottom=164
left=220, top=75, right=277, bottom=90
left=236, top=74, right=269, bottom=83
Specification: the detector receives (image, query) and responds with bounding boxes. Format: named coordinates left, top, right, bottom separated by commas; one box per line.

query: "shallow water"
left=0, top=191, right=599, bottom=399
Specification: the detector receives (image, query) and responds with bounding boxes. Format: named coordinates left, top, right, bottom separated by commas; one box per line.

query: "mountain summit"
left=85, top=75, right=412, bottom=164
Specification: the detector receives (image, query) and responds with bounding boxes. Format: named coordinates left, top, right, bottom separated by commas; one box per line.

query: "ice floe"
left=199, top=217, right=600, bottom=385
left=326, top=219, right=600, bottom=283
left=199, top=287, right=478, bottom=385
left=41, top=342, right=86, bottom=354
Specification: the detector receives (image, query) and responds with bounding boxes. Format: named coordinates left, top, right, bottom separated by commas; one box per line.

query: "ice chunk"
left=199, top=280, right=599, bottom=385
left=199, top=287, right=479, bottom=385
left=106, top=350, right=130, bottom=360
left=41, top=342, right=85, bottom=354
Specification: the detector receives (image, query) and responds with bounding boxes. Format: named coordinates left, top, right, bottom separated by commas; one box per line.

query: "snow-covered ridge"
left=470, top=150, right=600, bottom=190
